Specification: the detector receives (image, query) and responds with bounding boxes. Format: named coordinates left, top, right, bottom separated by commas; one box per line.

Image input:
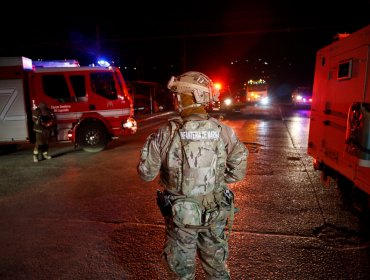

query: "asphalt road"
left=0, top=105, right=369, bottom=279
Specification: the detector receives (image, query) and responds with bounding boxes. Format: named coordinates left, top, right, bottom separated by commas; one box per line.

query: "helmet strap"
left=181, top=103, right=202, bottom=111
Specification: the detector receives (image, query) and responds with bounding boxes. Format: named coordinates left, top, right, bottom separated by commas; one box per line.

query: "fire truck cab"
left=246, top=79, right=269, bottom=105
left=307, top=24, right=370, bottom=210
left=0, top=57, right=137, bottom=152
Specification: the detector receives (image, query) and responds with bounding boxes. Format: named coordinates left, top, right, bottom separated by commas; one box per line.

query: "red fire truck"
left=307, top=24, right=370, bottom=211
left=0, top=57, right=137, bottom=152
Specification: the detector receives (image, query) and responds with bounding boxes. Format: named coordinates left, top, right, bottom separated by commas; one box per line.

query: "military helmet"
left=167, top=71, right=219, bottom=110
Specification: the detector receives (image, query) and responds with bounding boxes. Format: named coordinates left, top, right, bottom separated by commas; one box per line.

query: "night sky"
left=1, top=1, right=369, bottom=99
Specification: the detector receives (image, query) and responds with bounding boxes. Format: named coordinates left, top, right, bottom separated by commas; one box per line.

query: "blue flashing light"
left=97, top=59, right=110, bottom=67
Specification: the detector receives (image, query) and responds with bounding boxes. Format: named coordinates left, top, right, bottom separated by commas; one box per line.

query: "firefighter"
left=137, top=71, right=248, bottom=279
left=32, top=101, right=55, bottom=162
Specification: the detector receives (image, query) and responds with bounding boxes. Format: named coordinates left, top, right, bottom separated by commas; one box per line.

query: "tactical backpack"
left=160, top=116, right=237, bottom=240
left=165, top=116, right=227, bottom=197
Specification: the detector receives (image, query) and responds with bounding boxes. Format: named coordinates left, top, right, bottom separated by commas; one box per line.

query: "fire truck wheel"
left=76, top=122, right=108, bottom=153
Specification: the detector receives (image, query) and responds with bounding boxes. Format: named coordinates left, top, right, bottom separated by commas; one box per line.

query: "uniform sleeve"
left=32, top=109, right=40, bottom=123
left=222, top=125, right=248, bottom=183
left=137, top=128, right=165, bottom=182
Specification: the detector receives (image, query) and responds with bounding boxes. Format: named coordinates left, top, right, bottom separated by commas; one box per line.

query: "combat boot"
left=42, top=152, right=52, bottom=160
left=33, top=151, right=39, bottom=162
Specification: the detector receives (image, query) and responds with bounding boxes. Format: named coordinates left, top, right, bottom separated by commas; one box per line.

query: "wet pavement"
left=0, top=105, right=369, bottom=279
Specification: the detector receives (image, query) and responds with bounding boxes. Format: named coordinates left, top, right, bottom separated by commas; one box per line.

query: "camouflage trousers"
left=162, top=216, right=231, bottom=280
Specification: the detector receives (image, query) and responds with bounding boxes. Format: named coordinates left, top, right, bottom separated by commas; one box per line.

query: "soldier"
left=137, top=71, right=248, bottom=279
left=32, top=101, right=55, bottom=162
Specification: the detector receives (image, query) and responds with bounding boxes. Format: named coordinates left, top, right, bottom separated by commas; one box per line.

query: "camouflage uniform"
left=138, top=113, right=248, bottom=279
left=32, top=102, right=55, bottom=162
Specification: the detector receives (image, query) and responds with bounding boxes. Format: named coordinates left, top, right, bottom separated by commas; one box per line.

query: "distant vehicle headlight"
left=295, top=95, right=303, bottom=100
left=260, top=97, right=269, bottom=105
left=224, top=98, right=232, bottom=106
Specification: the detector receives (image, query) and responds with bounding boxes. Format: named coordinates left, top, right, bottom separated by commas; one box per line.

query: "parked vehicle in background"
left=127, top=81, right=175, bottom=115
left=210, top=83, right=246, bottom=112
left=291, top=86, right=312, bottom=107
left=221, top=91, right=246, bottom=112
left=0, top=57, right=137, bottom=153
left=307, top=24, right=370, bottom=211
left=205, top=99, right=221, bottom=112
left=246, top=79, right=269, bottom=105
